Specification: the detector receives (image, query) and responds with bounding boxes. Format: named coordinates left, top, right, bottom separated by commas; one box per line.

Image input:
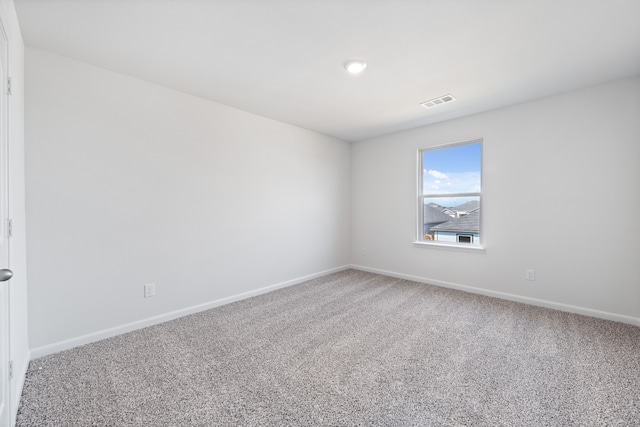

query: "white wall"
left=0, top=0, right=28, bottom=423
left=22, top=44, right=640, bottom=360
left=352, top=76, right=640, bottom=324
left=25, top=48, right=351, bottom=353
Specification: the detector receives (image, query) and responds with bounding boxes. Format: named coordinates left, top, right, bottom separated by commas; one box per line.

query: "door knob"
left=0, top=269, right=13, bottom=282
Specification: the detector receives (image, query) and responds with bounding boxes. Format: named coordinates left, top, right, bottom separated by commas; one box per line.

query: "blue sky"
left=422, top=142, right=481, bottom=195
left=423, top=143, right=481, bottom=174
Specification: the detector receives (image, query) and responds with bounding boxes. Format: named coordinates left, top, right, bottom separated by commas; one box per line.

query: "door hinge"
left=8, top=361, right=13, bottom=380
left=7, top=77, right=12, bottom=96
left=7, top=219, right=12, bottom=238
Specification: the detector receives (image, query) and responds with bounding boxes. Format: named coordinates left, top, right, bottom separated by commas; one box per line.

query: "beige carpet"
left=16, top=269, right=640, bottom=426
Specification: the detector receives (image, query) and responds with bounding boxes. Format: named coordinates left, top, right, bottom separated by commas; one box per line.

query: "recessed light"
left=344, top=60, right=367, bottom=74
left=420, top=94, right=456, bottom=109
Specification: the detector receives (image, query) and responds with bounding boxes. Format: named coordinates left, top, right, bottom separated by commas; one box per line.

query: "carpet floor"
left=16, top=269, right=640, bottom=426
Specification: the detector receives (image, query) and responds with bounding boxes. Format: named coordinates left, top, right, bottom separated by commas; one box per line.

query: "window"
left=417, top=140, right=482, bottom=247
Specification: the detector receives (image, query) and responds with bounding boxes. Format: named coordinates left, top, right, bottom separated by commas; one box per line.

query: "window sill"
left=413, top=241, right=485, bottom=253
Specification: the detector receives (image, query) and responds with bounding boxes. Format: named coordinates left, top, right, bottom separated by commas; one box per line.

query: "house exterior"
left=430, top=209, right=480, bottom=244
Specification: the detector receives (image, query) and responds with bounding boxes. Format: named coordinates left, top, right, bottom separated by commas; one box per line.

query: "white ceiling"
left=14, top=0, right=640, bottom=142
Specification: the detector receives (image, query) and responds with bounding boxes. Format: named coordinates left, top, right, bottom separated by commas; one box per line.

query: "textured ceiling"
left=14, top=0, right=640, bottom=142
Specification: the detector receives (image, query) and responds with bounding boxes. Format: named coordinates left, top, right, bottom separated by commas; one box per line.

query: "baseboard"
left=30, top=265, right=351, bottom=359
left=351, top=264, right=640, bottom=327
left=28, top=263, right=640, bottom=360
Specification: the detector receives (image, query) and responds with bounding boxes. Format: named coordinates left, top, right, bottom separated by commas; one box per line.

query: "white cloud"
left=423, top=170, right=480, bottom=194
left=427, top=169, right=448, bottom=180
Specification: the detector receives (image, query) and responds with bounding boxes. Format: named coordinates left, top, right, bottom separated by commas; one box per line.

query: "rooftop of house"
left=424, top=205, right=454, bottom=225
left=452, top=200, right=480, bottom=212
left=430, top=210, right=480, bottom=234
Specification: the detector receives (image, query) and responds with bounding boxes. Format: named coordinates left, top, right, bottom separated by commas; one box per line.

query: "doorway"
left=0, top=14, right=11, bottom=427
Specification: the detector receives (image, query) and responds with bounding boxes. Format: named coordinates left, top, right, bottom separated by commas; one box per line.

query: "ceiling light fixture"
left=420, top=94, right=456, bottom=109
left=344, top=60, right=367, bottom=74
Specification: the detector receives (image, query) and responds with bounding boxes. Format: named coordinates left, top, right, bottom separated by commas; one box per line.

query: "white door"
left=0, top=15, right=11, bottom=427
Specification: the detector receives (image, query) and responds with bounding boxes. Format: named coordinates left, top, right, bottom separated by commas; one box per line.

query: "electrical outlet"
left=144, top=283, right=156, bottom=298
left=525, top=269, right=535, bottom=281
left=363, top=248, right=368, bottom=256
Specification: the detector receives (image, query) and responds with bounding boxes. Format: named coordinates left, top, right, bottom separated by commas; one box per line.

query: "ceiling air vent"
left=420, top=94, right=456, bottom=109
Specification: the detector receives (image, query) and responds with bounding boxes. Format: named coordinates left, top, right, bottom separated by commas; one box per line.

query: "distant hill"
left=427, top=200, right=479, bottom=212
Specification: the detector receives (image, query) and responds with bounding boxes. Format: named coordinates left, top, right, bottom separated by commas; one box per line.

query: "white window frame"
left=414, top=139, right=484, bottom=253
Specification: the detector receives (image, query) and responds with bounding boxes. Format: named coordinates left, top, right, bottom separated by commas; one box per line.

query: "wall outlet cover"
left=144, top=283, right=156, bottom=298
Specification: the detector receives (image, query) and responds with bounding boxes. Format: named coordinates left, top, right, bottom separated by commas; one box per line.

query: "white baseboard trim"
left=351, top=264, right=640, bottom=327
left=30, top=265, right=351, bottom=359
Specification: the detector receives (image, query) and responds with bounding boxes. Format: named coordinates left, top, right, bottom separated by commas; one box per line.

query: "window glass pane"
left=422, top=142, right=481, bottom=195
left=422, top=196, right=480, bottom=243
